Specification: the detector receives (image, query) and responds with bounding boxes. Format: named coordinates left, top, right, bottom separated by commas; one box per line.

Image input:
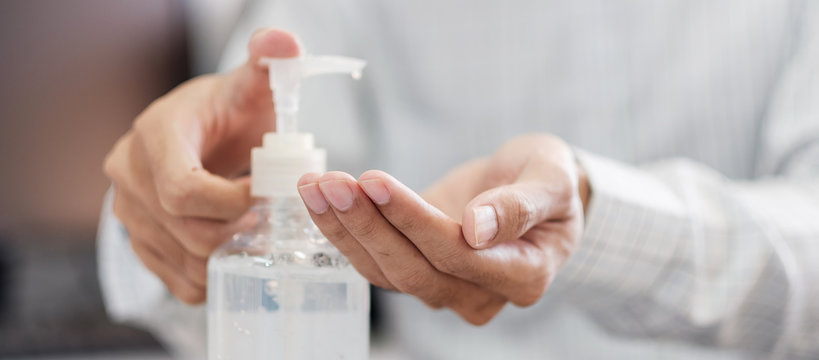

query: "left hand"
left=297, top=134, right=589, bottom=325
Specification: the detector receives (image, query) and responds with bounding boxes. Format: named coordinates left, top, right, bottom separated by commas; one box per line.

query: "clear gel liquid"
left=208, top=255, right=369, bottom=360
left=207, top=198, right=369, bottom=360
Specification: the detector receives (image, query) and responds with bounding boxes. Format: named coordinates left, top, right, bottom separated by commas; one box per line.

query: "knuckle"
left=432, top=251, right=467, bottom=277
left=102, top=135, right=131, bottom=182
left=419, top=287, right=449, bottom=309
left=511, top=292, right=541, bottom=308
left=184, top=255, right=208, bottom=286
left=157, top=189, right=188, bottom=216
left=102, top=153, right=118, bottom=181
left=423, top=287, right=452, bottom=309
left=372, top=279, right=396, bottom=291
left=157, top=174, right=199, bottom=216
left=175, top=286, right=206, bottom=305
left=511, top=275, right=550, bottom=307
left=394, top=270, right=453, bottom=309
left=463, top=311, right=493, bottom=326
left=322, top=223, right=353, bottom=245
left=362, top=273, right=392, bottom=290
left=176, top=221, right=223, bottom=257
left=393, top=268, right=432, bottom=295
left=346, top=216, right=381, bottom=239
left=157, top=188, right=186, bottom=216
left=131, top=111, right=151, bottom=132
left=465, top=298, right=506, bottom=326
left=345, top=262, right=395, bottom=290
left=391, top=211, right=424, bottom=235
left=424, top=298, right=445, bottom=309
left=505, top=189, right=534, bottom=232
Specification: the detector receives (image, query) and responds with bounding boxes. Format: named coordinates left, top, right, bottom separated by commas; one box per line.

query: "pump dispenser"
left=252, top=56, right=366, bottom=197
left=207, top=55, right=369, bottom=360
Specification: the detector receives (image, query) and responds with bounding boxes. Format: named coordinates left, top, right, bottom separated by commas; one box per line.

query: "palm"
left=421, top=139, right=535, bottom=222
left=422, top=135, right=582, bottom=266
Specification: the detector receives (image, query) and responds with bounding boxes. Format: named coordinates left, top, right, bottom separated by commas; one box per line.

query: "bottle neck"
left=249, top=195, right=318, bottom=240
left=251, top=195, right=304, bottom=209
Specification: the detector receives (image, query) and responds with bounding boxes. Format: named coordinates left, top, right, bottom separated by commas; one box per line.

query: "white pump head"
left=251, top=55, right=366, bottom=197
left=260, top=56, right=366, bottom=133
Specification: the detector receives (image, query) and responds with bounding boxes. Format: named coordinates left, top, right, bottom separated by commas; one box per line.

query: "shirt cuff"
left=556, top=149, right=689, bottom=303
left=96, top=186, right=168, bottom=323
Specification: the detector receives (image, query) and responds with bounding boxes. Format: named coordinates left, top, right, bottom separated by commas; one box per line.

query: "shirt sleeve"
left=97, top=187, right=207, bottom=360
left=555, top=4, right=819, bottom=358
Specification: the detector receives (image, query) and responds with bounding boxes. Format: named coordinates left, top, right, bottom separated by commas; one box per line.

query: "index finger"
left=133, top=120, right=252, bottom=220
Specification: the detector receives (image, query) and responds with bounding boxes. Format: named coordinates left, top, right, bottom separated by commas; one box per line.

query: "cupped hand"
left=103, top=28, right=300, bottom=304
left=298, top=134, right=590, bottom=324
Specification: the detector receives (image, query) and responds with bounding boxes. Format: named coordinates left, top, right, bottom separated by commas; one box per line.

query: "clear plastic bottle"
left=207, top=196, right=369, bottom=360
left=207, top=55, right=369, bottom=359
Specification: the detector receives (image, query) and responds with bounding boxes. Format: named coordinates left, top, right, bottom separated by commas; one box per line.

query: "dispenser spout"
left=259, top=55, right=366, bottom=133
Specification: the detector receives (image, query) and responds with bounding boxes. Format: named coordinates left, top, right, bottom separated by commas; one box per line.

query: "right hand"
left=103, top=28, right=300, bottom=304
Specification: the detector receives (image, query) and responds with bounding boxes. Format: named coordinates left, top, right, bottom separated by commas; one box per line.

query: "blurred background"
left=0, top=1, right=244, bottom=357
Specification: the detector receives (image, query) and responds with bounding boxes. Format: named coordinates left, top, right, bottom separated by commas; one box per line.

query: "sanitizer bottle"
left=207, top=55, right=369, bottom=360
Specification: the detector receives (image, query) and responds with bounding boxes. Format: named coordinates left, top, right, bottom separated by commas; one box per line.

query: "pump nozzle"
left=260, top=56, right=366, bottom=133
left=252, top=55, right=366, bottom=197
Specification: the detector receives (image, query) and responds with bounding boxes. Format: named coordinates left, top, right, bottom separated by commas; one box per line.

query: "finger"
left=462, top=150, right=580, bottom=249
left=104, top=131, right=151, bottom=202
left=112, top=138, right=255, bottom=257
left=114, top=189, right=210, bottom=288
left=164, top=211, right=258, bottom=259
left=358, top=170, right=550, bottom=307
left=318, top=171, right=506, bottom=325
left=202, top=29, right=303, bottom=176
left=114, top=191, right=206, bottom=303
left=112, top=131, right=251, bottom=221
left=133, top=126, right=253, bottom=220
left=215, top=28, right=302, bottom=117
left=115, top=135, right=255, bottom=258
left=131, top=241, right=206, bottom=305
left=247, top=28, right=301, bottom=63
left=297, top=173, right=395, bottom=290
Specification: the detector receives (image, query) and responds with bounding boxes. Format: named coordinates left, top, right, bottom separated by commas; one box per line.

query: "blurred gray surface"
left=4, top=339, right=409, bottom=360
left=0, top=232, right=163, bottom=356
left=7, top=352, right=171, bottom=360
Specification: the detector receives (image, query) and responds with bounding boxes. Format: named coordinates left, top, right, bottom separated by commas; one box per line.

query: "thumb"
left=220, top=28, right=301, bottom=110
left=461, top=173, right=576, bottom=250
left=460, top=183, right=549, bottom=249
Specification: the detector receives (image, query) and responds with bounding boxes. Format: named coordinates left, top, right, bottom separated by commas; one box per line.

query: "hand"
left=297, top=134, right=590, bottom=324
left=103, top=28, right=300, bottom=304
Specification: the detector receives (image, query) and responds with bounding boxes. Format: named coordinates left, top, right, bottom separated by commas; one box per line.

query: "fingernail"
left=473, top=206, right=498, bottom=247
left=319, top=180, right=354, bottom=211
left=359, top=179, right=390, bottom=205
left=298, top=183, right=329, bottom=214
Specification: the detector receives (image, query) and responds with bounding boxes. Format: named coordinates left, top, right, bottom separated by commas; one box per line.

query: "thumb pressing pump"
left=207, top=55, right=369, bottom=360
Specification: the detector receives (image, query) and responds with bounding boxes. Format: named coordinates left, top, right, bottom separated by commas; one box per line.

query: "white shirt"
left=99, top=1, right=819, bottom=359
